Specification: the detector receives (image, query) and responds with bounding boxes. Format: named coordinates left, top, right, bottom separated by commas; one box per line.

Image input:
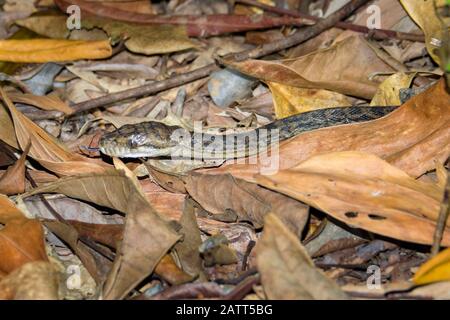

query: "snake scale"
left=98, top=106, right=398, bottom=159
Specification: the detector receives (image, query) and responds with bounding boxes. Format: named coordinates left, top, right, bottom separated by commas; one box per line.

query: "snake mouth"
left=98, top=138, right=176, bottom=158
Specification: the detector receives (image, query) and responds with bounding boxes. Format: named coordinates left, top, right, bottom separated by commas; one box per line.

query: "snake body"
left=98, top=106, right=398, bottom=159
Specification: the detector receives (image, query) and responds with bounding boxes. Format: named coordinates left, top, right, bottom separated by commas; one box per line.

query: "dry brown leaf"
left=183, top=173, right=309, bottom=237
left=0, top=261, right=59, bottom=300
left=0, top=195, right=26, bottom=224
left=0, top=88, right=110, bottom=176
left=154, top=254, right=195, bottom=285
left=224, top=36, right=394, bottom=99
left=256, top=151, right=448, bottom=246
left=8, top=93, right=74, bottom=114
left=174, top=200, right=206, bottom=281
left=21, top=169, right=180, bottom=299
left=0, top=39, right=112, bottom=63
left=0, top=215, right=48, bottom=274
left=257, top=213, right=348, bottom=299
left=0, top=142, right=30, bottom=195
left=207, top=78, right=450, bottom=181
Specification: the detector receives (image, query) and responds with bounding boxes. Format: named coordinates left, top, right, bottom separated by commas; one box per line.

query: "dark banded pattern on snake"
left=98, top=106, right=398, bottom=159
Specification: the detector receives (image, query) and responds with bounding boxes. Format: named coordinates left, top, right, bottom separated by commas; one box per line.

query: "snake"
left=98, top=106, right=398, bottom=159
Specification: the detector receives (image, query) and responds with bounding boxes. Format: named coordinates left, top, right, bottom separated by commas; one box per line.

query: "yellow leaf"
left=370, top=72, right=416, bottom=106
left=414, top=248, right=450, bottom=285
left=400, top=0, right=448, bottom=65
left=268, top=81, right=351, bottom=119
left=0, top=39, right=112, bottom=63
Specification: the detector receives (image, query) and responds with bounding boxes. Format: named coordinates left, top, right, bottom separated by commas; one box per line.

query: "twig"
left=236, top=0, right=425, bottom=43
left=70, top=63, right=219, bottom=114
left=222, top=274, right=261, bottom=300
left=431, top=169, right=450, bottom=256
left=241, top=240, right=256, bottom=271
left=229, top=0, right=372, bottom=61
left=69, top=0, right=370, bottom=114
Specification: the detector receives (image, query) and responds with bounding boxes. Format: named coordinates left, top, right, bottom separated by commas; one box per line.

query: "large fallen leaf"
left=55, top=0, right=311, bottom=37
left=184, top=173, right=309, bottom=237
left=0, top=198, right=48, bottom=274
left=0, top=88, right=110, bottom=176
left=257, top=214, right=348, bottom=299
left=256, top=151, right=448, bottom=246
left=207, top=78, right=450, bottom=180
left=0, top=39, right=112, bottom=63
left=370, top=72, right=415, bottom=106
left=21, top=169, right=181, bottom=299
left=414, top=247, right=450, bottom=285
left=0, top=142, right=30, bottom=195
left=268, top=81, right=352, bottom=119
left=224, top=36, right=394, bottom=99
left=0, top=261, right=59, bottom=300
left=400, top=0, right=448, bottom=65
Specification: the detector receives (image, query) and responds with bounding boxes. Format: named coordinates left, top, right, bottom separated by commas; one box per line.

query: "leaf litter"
left=0, top=0, right=449, bottom=301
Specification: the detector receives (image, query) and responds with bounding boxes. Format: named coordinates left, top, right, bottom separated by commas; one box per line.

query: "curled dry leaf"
left=0, top=88, right=110, bottom=176
left=0, top=261, right=59, bottom=300
left=21, top=169, right=180, bottom=299
left=0, top=39, right=112, bottom=63
left=400, top=0, right=448, bottom=65
left=224, top=36, right=394, bottom=99
left=257, top=214, right=348, bottom=300
left=183, top=173, right=309, bottom=237
left=256, top=151, right=448, bottom=246
left=208, top=78, right=450, bottom=181
left=0, top=142, right=30, bottom=195
left=0, top=196, right=48, bottom=275
left=370, top=72, right=416, bottom=106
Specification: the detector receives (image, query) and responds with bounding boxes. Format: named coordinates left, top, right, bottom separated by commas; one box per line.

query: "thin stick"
left=236, top=0, right=425, bottom=43
left=70, top=0, right=370, bottom=114
left=431, top=170, right=450, bottom=256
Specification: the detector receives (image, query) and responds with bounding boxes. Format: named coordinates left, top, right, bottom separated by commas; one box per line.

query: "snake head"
left=98, top=121, right=184, bottom=158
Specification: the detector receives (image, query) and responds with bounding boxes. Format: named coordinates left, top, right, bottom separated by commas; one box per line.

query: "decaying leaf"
left=0, top=142, right=30, bottom=195
left=257, top=213, right=348, bottom=299
left=183, top=173, right=309, bottom=237
left=21, top=169, right=180, bottom=299
left=256, top=151, right=448, bottom=246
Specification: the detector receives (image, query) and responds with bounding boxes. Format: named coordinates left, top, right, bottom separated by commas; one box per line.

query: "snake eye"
left=128, top=133, right=147, bottom=148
